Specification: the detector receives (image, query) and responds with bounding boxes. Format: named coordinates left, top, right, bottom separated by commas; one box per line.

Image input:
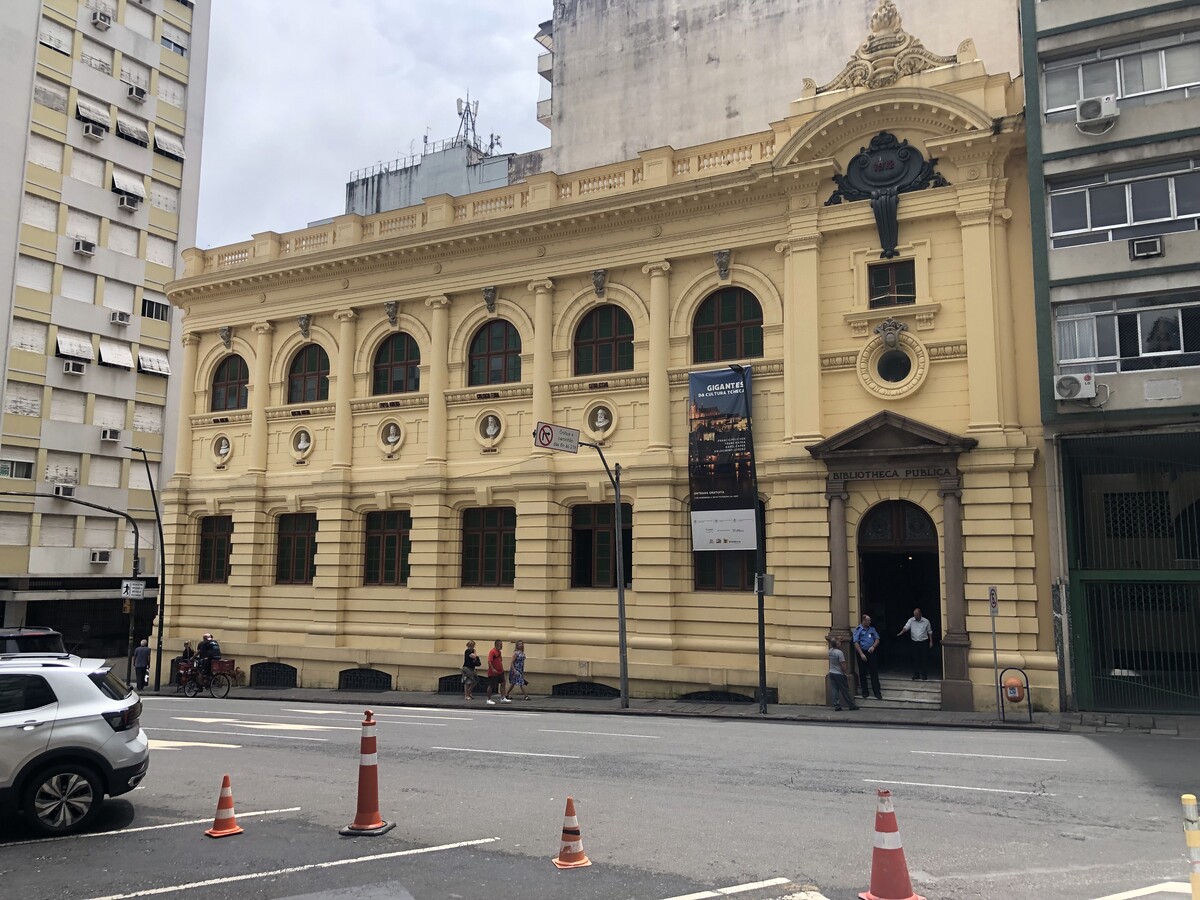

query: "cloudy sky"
left=195, top=1, right=552, bottom=249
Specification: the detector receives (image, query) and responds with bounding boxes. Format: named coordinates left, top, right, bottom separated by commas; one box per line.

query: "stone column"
left=825, top=479, right=851, bottom=638
left=778, top=236, right=823, bottom=443
left=248, top=323, right=273, bottom=474
left=993, top=210, right=1020, bottom=429
left=939, top=474, right=974, bottom=711
left=529, top=279, right=554, bottom=452
left=174, top=332, right=200, bottom=477
left=425, top=296, right=450, bottom=463
left=958, top=207, right=1003, bottom=432
left=642, top=261, right=672, bottom=450
left=332, top=309, right=357, bottom=468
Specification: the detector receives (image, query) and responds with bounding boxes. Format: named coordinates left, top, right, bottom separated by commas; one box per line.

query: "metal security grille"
left=1063, top=432, right=1200, bottom=713
left=249, top=662, right=297, bottom=689
left=338, top=668, right=391, bottom=692
left=552, top=681, right=620, bottom=698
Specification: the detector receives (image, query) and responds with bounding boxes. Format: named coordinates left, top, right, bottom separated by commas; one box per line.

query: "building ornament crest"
left=592, top=269, right=607, bottom=298
left=384, top=301, right=397, bottom=327
left=218, top=326, right=232, bottom=350
left=297, top=314, right=311, bottom=340
left=482, top=286, right=497, bottom=314
left=713, top=249, right=732, bottom=281
left=816, top=0, right=960, bottom=94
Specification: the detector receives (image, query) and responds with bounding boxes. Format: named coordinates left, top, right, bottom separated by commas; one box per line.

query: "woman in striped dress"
left=505, top=640, right=529, bottom=700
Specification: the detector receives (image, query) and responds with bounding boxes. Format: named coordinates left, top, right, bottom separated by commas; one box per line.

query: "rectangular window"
left=0, top=448, right=36, bottom=482
left=199, top=516, right=233, bottom=584
left=9, top=320, right=48, bottom=354
left=119, top=56, right=150, bottom=89
left=142, top=296, right=170, bottom=321
left=161, top=21, right=189, bottom=57
left=104, top=281, right=135, bottom=314
left=38, top=17, right=72, bottom=55
left=92, top=396, right=126, bottom=429
left=157, top=75, right=186, bottom=108
left=1048, top=160, right=1200, bottom=247
left=107, top=222, right=139, bottom=257
left=80, top=38, right=113, bottom=75
left=116, top=114, right=149, bottom=148
left=1043, top=34, right=1200, bottom=114
left=4, top=382, right=42, bottom=417
left=146, top=235, right=176, bottom=268
left=67, top=209, right=101, bottom=244
left=1053, top=290, right=1200, bottom=374
left=276, top=513, right=317, bottom=584
left=868, top=260, right=916, bottom=309
left=124, top=4, right=154, bottom=39
left=153, top=130, right=186, bottom=161
left=70, top=152, right=105, bottom=188
left=50, top=389, right=86, bottom=423
left=150, top=181, right=179, bottom=213
left=16, top=256, right=53, bottom=293
left=21, top=194, right=58, bottom=232
left=571, top=504, right=633, bottom=588
left=61, top=268, right=96, bottom=304
left=27, top=134, right=63, bottom=172
left=363, top=510, right=412, bottom=585
left=461, top=507, right=516, bottom=587
left=132, top=402, right=163, bottom=434
left=33, top=76, right=68, bottom=113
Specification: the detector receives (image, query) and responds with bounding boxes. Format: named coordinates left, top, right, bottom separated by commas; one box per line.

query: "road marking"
left=79, top=836, right=499, bottom=899
left=172, top=717, right=360, bottom=732
left=144, top=727, right=329, bottom=743
left=864, top=778, right=1055, bottom=796
left=658, top=877, right=793, bottom=900
left=282, top=708, right=471, bottom=721
left=0, top=808, right=301, bottom=848
left=910, top=750, right=1067, bottom=763
left=148, top=739, right=240, bottom=751
left=432, top=746, right=583, bottom=759
left=540, top=728, right=661, bottom=739
left=1090, top=884, right=1192, bottom=900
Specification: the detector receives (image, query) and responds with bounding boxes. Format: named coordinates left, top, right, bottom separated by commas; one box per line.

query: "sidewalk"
left=139, top=680, right=1199, bottom=737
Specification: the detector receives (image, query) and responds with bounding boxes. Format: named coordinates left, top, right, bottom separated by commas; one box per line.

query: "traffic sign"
left=533, top=421, right=580, bottom=454
left=121, top=579, right=145, bottom=600
left=988, top=585, right=998, bottom=617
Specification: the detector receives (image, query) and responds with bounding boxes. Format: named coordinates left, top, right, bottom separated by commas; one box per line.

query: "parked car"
left=0, top=627, right=65, bottom=654
left=0, top=653, right=149, bottom=835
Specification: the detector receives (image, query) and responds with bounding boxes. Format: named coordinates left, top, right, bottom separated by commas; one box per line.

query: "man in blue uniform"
left=852, top=614, right=883, bottom=700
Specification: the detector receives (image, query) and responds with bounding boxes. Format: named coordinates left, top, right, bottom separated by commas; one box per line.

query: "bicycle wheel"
left=183, top=678, right=200, bottom=698
left=209, top=674, right=232, bottom=699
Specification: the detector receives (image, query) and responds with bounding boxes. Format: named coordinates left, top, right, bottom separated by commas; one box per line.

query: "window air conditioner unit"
left=91, top=11, right=112, bottom=30
left=100, top=428, right=122, bottom=442
left=1129, top=236, right=1164, bottom=260
left=53, top=484, right=77, bottom=499
left=1053, top=373, right=1097, bottom=401
left=73, top=239, right=96, bottom=257
left=110, top=310, right=131, bottom=326
left=127, top=85, right=148, bottom=103
left=89, top=549, right=112, bottom=564
left=63, top=360, right=87, bottom=376
left=118, top=195, right=139, bottom=212
left=1076, top=95, right=1118, bottom=126
left=83, top=122, right=104, bottom=141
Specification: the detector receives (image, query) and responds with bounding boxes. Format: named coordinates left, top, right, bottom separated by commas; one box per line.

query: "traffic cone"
left=339, top=709, right=395, bottom=836
left=859, top=789, right=925, bottom=900
left=204, top=774, right=244, bottom=838
left=552, top=796, right=592, bottom=869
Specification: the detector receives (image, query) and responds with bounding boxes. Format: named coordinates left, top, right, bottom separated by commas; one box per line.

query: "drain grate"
left=438, top=673, right=465, bottom=694
left=338, top=668, right=391, bottom=692
left=678, top=689, right=778, bottom=704
left=249, top=662, right=298, bottom=689
left=552, top=681, right=620, bottom=699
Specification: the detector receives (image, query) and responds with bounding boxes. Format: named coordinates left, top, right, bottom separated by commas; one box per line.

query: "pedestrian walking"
left=504, top=640, right=529, bottom=700
left=133, top=639, right=150, bottom=690
left=897, top=607, right=934, bottom=681
left=486, top=639, right=510, bottom=704
left=462, top=640, right=481, bottom=700
left=828, top=635, right=858, bottom=711
left=852, top=614, right=883, bottom=700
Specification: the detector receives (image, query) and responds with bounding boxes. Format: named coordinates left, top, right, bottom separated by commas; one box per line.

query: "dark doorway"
left=857, top=500, right=942, bottom=675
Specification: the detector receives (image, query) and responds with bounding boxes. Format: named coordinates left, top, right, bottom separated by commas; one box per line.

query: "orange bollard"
left=552, top=796, right=592, bottom=869
left=859, top=789, right=924, bottom=900
left=204, top=774, right=244, bottom=838
left=339, top=709, right=396, bottom=836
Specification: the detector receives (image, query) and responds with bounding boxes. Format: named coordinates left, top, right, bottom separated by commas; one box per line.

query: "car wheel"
left=22, top=763, right=103, bottom=836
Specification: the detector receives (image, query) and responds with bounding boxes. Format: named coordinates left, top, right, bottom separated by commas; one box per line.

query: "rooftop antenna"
left=454, top=90, right=481, bottom=149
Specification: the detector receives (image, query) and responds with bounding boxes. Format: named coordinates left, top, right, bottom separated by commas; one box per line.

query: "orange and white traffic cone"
left=552, top=796, right=592, bottom=869
left=859, top=789, right=925, bottom=900
left=204, top=774, right=244, bottom=838
left=339, top=709, right=395, bottom=836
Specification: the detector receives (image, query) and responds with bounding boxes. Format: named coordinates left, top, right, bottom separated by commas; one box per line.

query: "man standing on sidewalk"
left=852, top=614, right=883, bottom=700
left=133, top=639, right=150, bottom=690
left=486, top=640, right=511, bottom=704
left=898, top=607, right=934, bottom=681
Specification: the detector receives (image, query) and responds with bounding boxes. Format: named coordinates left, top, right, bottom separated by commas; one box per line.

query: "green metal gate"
left=1063, top=432, right=1200, bottom=714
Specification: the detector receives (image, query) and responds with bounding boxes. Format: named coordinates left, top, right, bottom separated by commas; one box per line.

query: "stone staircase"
left=855, top=675, right=942, bottom=710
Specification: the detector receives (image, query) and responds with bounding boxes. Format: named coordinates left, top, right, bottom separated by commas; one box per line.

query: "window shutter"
left=157, top=75, right=186, bottom=107
left=67, top=209, right=101, bottom=243
left=84, top=518, right=116, bottom=548
left=128, top=462, right=159, bottom=491
left=16, top=257, right=53, bottom=293
left=33, top=76, right=68, bottom=112
left=146, top=235, right=176, bottom=268
left=161, top=21, right=189, bottom=50
left=70, top=152, right=105, bottom=187
left=38, top=17, right=73, bottom=54
left=27, top=134, right=63, bottom=172
left=81, top=38, right=113, bottom=74
left=50, top=389, right=87, bottom=424
left=21, top=194, right=59, bottom=232
left=88, top=456, right=122, bottom=488
left=9, top=320, right=48, bottom=354
left=93, top=396, right=127, bottom=429
left=102, top=280, right=135, bottom=313
left=0, top=514, right=32, bottom=547
left=119, top=56, right=150, bottom=89
left=38, top=515, right=76, bottom=548
left=44, top=452, right=81, bottom=485
left=4, top=382, right=42, bottom=417
left=107, top=222, right=139, bottom=256
left=150, top=182, right=179, bottom=213
left=133, top=403, right=164, bottom=434
left=124, top=5, right=154, bottom=39
left=61, top=268, right=97, bottom=303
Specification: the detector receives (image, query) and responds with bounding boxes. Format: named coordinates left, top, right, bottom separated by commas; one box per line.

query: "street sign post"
left=121, top=579, right=146, bottom=600
left=989, top=585, right=1001, bottom=716
left=532, top=421, right=628, bottom=708
left=534, top=421, right=580, bottom=454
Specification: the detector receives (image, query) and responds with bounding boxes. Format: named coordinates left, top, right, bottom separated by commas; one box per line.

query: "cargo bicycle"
left=177, top=657, right=235, bottom=698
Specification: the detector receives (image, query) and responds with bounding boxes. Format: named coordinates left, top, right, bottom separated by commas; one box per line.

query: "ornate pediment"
left=807, top=411, right=977, bottom=462
left=814, top=0, right=963, bottom=95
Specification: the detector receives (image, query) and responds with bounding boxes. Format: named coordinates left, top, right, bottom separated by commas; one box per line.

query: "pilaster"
left=425, top=296, right=450, bottom=463
left=174, top=332, right=200, bottom=479
left=332, top=310, right=358, bottom=468
left=642, top=261, right=672, bottom=454
left=249, top=323, right=274, bottom=473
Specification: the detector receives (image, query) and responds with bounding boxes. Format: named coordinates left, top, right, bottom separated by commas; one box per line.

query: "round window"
left=877, top=349, right=912, bottom=383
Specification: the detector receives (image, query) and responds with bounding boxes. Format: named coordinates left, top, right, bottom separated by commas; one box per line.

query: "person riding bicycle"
left=196, top=633, right=221, bottom=680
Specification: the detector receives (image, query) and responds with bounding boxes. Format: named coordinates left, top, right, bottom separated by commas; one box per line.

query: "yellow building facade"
left=165, top=10, right=1055, bottom=711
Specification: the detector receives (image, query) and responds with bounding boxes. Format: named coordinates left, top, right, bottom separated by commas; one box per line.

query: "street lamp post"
left=728, top=364, right=768, bottom=715
left=127, top=447, right=167, bottom=692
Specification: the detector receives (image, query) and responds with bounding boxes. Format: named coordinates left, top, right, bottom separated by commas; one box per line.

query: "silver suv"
left=0, top=654, right=149, bottom=835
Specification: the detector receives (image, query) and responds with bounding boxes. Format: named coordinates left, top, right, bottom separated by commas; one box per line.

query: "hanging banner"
left=687, top=368, right=758, bottom=551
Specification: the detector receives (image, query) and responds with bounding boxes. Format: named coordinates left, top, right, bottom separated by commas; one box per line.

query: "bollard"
left=1183, top=794, right=1199, bottom=900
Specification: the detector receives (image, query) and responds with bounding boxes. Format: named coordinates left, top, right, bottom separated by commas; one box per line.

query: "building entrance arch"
left=857, top=499, right=941, bottom=676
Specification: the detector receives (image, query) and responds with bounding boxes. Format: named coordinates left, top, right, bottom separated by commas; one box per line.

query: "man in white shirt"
left=897, top=607, right=934, bottom=681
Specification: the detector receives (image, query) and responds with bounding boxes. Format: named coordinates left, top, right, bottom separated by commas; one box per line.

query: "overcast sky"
left=195, top=1, right=552, bottom=250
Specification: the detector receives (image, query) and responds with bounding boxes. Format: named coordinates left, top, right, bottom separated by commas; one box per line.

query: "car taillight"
left=103, top=700, right=141, bottom=732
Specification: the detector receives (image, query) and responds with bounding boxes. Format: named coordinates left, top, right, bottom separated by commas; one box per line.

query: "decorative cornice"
left=266, top=403, right=335, bottom=421
left=668, top=360, right=783, bottom=384
left=956, top=206, right=997, bottom=226
left=350, top=394, right=428, bottom=413
left=191, top=412, right=252, bottom=427
left=552, top=373, right=649, bottom=396
left=927, top=340, right=967, bottom=360
left=446, top=384, right=533, bottom=405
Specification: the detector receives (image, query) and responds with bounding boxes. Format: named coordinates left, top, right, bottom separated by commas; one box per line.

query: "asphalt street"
left=1, top=696, right=1194, bottom=900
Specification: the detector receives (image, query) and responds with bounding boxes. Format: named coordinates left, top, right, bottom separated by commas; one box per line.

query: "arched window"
left=574, top=304, right=634, bottom=375
left=210, top=354, right=248, bottom=412
left=692, top=287, right=763, bottom=364
left=287, top=345, right=329, bottom=404
left=372, top=332, right=421, bottom=395
left=468, top=320, right=521, bottom=386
